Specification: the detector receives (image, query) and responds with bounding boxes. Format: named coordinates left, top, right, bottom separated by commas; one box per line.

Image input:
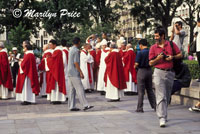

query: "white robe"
left=80, top=49, right=94, bottom=89
left=0, top=85, right=13, bottom=99
left=105, top=75, right=124, bottom=100
left=63, top=47, right=70, bottom=97
left=124, top=72, right=137, bottom=92
left=16, top=51, right=36, bottom=103
left=97, top=49, right=109, bottom=91
left=45, top=46, right=66, bottom=102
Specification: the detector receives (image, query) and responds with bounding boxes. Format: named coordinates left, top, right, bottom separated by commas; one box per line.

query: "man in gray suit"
left=68, top=37, right=94, bottom=111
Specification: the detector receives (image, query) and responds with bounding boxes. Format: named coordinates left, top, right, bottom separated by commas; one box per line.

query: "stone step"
left=180, top=87, right=200, bottom=99
left=171, top=94, right=199, bottom=107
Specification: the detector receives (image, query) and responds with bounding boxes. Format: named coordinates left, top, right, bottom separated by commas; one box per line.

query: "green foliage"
left=183, top=60, right=200, bottom=79
left=129, top=0, right=184, bottom=34
left=8, top=22, right=31, bottom=51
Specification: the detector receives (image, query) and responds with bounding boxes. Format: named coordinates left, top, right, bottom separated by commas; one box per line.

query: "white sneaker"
left=160, top=119, right=166, bottom=127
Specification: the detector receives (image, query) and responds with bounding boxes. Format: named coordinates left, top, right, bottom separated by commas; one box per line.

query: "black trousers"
left=11, top=62, right=19, bottom=87
left=136, top=68, right=156, bottom=110
left=196, top=52, right=200, bottom=79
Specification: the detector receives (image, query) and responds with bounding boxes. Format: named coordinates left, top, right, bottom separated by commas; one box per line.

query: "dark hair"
left=23, top=40, right=30, bottom=46
left=61, top=39, right=67, bottom=47
left=175, top=21, right=183, bottom=27
left=138, top=39, right=148, bottom=46
left=25, top=44, right=32, bottom=50
left=197, top=18, right=200, bottom=22
left=155, top=26, right=165, bottom=39
left=73, top=37, right=81, bottom=44
left=49, top=39, right=57, bottom=46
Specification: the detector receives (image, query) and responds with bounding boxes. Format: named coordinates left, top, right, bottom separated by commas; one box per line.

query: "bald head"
left=126, top=43, right=132, bottom=50
left=0, top=42, right=5, bottom=49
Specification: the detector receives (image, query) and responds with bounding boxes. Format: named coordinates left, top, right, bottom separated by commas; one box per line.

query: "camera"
left=160, top=52, right=169, bottom=59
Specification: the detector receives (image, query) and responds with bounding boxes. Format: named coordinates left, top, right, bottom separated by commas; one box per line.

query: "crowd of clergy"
left=0, top=33, right=144, bottom=107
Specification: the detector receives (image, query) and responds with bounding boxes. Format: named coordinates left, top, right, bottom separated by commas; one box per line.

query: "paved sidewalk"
left=0, top=92, right=199, bottom=134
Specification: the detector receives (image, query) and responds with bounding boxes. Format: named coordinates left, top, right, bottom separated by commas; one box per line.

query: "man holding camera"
left=149, top=27, right=182, bottom=127
left=170, top=21, right=186, bottom=51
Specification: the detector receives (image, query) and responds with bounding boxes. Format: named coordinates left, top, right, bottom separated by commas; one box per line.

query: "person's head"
left=83, top=43, right=90, bottom=50
left=12, top=47, right=18, bottom=54
left=138, top=39, right=148, bottom=50
left=175, top=21, right=183, bottom=30
left=43, top=44, right=49, bottom=51
left=0, top=42, right=5, bottom=50
left=121, top=42, right=126, bottom=50
left=100, top=39, right=107, bottom=49
left=61, top=39, right=67, bottom=47
left=49, top=39, right=57, bottom=49
left=102, top=32, right=107, bottom=39
left=109, top=43, right=117, bottom=51
left=197, top=18, right=200, bottom=27
left=23, top=40, right=30, bottom=48
left=73, top=37, right=81, bottom=46
left=23, top=43, right=32, bottom=52
left=96, top=37, right=101, bottom=43
left=91, top=34, right=96, bottom=40
left=154, top=27, right=165, bottom=44
left=126, top=43, right=132, bottom=50
left=9, top=51, right=12, bottom=56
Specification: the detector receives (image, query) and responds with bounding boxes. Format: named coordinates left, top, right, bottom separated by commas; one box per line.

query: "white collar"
left=0, top=48, right=7, bottom=53
left=54, top=46, right=63, bottom=51
left=25, top=50, right=34, bottom=54
left=112, top=49, right=119, bottom=52
left=127, top=48, right=133, bottom=51
left=44, top=49, right=53, bottom=54
left=63, top=47, right=69, bottom=51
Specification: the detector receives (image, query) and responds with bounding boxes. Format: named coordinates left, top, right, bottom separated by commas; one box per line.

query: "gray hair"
left=0, top=42, right=5, bottom=48
left=110, top=43, right=117, bottom=49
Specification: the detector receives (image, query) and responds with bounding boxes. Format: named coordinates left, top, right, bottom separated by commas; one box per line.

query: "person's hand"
left=165, top=55, right=173, bottom=61
left=80, top=72, right=84, bottom=79
left=156, top=53, right=164, bottom=60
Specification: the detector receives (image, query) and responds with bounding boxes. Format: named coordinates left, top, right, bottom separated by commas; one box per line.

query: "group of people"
left=0, top=22, right=198, bottom=127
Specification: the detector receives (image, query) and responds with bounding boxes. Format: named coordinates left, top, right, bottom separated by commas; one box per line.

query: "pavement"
left=0, top=92, right=199, bottom=134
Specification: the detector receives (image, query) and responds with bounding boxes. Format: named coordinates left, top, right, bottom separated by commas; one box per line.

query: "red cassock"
left=38, top=51, right=53, bottom=94
left=123, top=49, right=137, bottom=83
left=119, top=50, right=127, bottom=58
left=16, top=53, right=40, bottom=95
left=95, top=49, right=101, bottom=68
left=90, top=49, right=96, bottom=81
left=104, top=51, right=127, bottom=90
left=47, top=49, right=66, bottom=95
left=0, top=51, right=13, bottom=91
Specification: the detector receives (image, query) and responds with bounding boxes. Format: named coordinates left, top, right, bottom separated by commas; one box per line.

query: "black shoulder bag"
left=169, top=41, right=183, bottom=75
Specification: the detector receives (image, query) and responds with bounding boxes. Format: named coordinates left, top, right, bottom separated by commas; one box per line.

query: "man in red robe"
left=104, top=43, right=127, bottom=101
left=46, top=39, right=67, bottom=104
left=123, top=44, right=137, bottom=95
left=0, top=42, right=13, bottom=99
left=38, top=44, right=53, bottom=97
left=119, top=42, right=127, bottom=58
left=16, top=43, right=40, bottom=105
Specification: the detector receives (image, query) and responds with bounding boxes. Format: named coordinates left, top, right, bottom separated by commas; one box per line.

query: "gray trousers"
left=68, top=77, right=89, bottom=109
left=137, top=68, right=156, bottom=110
left=153, top=68, right=175, bottom=120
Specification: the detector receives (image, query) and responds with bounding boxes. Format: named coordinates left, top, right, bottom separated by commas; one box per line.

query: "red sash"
left=82, top=50, right=92, bottom=83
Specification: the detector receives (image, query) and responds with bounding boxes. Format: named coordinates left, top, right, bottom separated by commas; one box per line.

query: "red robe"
left=95, top=49, right=101, bottom=68
left=47, top=49, right=66, bottom=95
left=38, top=51, right=53, bottom=93
left=16, top=52, right=40, bottom=95
left=90, top=49, right=96, bottom=82
left=119, top=50, right=127, bottom=58
left=0, top=50, right=13, bottom=91
left=104, top=50, right=127, bottom=90
left=123, top=49, right=137, bottom=83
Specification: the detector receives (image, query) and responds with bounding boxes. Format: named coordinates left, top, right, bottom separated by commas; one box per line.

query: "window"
left=44, top=40, right=48, bottom=45
left=36, top=40, right=40, bottom=47
left=43, top=31, right=48, bottom=38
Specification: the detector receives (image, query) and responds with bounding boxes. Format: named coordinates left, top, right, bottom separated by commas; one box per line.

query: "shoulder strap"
left=169, top=41, right=175, bottom=55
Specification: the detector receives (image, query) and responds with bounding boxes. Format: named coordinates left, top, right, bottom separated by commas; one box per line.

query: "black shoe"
left=107, top=98, right=120, bottom=102
left=100, top=91, right=106, bottom=95
left=197, top=79, right=200, bottom=82
left=66, top=98, right=68, bottom=102
left=70, top=108, right=80, bottom=111
left=135, top=109, right=144, bottom=113
left=85, top=89, right=92, bottom=93
left=51, top=101, right=62, bottom=105
left=83, top=106, right=94, bottom=111
left=41, top=95, right=47, bottom=98
left=21, top=101, right=31, bottom=105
